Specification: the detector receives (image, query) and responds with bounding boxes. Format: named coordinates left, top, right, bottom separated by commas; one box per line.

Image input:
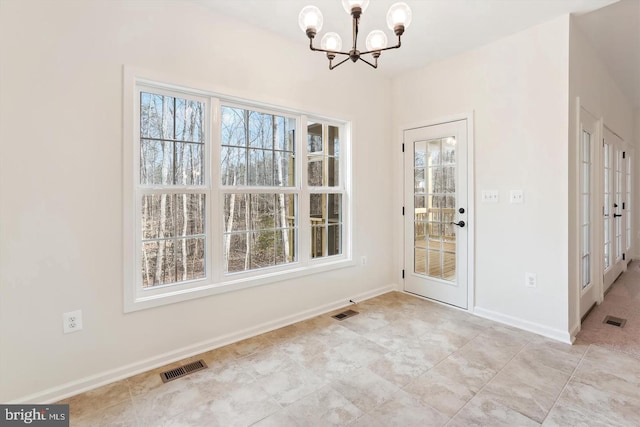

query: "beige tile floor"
left=59, top=290, right=640, bottom=426
left=577, top=260, right=640, bottom=359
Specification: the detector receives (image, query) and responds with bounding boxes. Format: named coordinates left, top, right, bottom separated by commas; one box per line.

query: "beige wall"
left=0, top=0, right=394, bottom=402
left=392, top=16, right=571, bottom=341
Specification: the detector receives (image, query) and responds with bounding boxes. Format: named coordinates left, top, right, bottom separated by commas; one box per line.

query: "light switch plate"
left=482, top=190, right=499, bottom=203
left=510, top=190, right=524, bottom=204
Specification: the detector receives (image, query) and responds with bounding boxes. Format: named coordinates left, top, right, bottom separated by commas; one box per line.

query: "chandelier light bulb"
left=386, top=2, right=412, bottom=32
left=298, top=5, right=324, bottom=35
left=366, top=30, right=388, bottom=51
left=321, top=32, right=343, bottom=51
left=342, top=0, right=370, bottom=14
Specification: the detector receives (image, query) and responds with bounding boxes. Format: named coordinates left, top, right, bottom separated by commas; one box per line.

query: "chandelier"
left=298, top=0, right=412, bottom=70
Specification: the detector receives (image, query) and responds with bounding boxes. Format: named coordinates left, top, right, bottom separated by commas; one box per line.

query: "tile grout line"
left=446, top=338, right=555, bottom=425
left=538, top=343, right=592, bottom=425
left=443, top=336, right=538, bottom=426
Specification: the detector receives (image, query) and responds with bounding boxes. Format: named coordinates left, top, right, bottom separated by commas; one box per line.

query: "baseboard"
left=473, top=306, right=572, bottom=344
left=10, top=284, right=395, bottom=404
left=569, top=322, right=581, bottom=343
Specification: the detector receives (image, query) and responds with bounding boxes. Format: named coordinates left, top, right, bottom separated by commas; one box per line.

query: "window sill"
left=124, top=257, right=356, bottom=313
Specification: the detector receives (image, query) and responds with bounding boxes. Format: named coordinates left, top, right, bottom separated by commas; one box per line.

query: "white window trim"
left=123, top=66, right=353, bottom=313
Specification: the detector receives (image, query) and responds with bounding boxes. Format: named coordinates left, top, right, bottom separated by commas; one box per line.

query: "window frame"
left=123, top=68, right=353, bottom=312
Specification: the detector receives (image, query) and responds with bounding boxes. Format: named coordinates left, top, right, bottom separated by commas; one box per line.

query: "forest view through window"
left=221, top=106, right=297, bottom=273
left=130, top=81, right=350, bottom=308
left=140, top=92, right=207, bottom=288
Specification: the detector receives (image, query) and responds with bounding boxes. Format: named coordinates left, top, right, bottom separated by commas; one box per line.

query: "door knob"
left=451, top=220, right=465, bottom=227
left=613, top=214, right=622, bottom=218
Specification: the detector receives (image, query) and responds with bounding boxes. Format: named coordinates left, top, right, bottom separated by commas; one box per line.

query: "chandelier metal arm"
left=329, top=56, right=351, bottom=70
left=358, top=56, right=378, bottom=69
left=358, top=36, right=402, bottom=57
left=308, top=39, right=351, bottom=56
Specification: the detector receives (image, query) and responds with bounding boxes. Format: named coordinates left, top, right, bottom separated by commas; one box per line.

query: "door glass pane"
left=626, top=155, right=632, bottom=252
left=615, top=150, right=623, bottom=260
left=603, top=144, right=611, bottom=269
left=580, top=130, right=591, bottom=289
left=413, top=137, right=457, bottom=281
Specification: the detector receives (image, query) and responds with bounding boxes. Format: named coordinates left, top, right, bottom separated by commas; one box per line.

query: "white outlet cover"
left=63, top=310, right=83, bottom=334
left=525, top=273, right=537, bottom=288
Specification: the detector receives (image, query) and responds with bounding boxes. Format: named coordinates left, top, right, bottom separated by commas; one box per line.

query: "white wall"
left=392, top=16, right=571, bottom=341
left=0, top=0, right=394, bottom=402
left=567, top=19, right=636, bottom=334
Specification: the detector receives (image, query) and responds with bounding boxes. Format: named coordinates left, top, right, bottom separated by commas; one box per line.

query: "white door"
left=403, top=120, right=468, bottom=309
left=603, top=128, right=626, bottom=292
left=579, top=108, right=598, bottom=319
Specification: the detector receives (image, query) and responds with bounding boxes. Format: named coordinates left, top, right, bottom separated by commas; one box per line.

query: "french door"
left=579, top=109, right=598, bottom=319
left=403, top=120, right=468, bottom=309
left=603, top=127, right=627, bottom=292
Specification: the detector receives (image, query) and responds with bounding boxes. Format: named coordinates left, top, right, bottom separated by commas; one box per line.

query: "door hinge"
left=402, top=206, right=405, bottom=216
left=402, top=269, right=405, bottom=279
left=623, top=151, right=626, bottom=159
left=402, top=143, right=405, bottom=152
left=623, top=253, right=626, bottom=261
left=623, top=202, right=625, bottom=210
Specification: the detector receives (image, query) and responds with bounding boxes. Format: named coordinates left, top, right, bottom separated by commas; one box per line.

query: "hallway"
left=577, top=260, right=640, bottom=358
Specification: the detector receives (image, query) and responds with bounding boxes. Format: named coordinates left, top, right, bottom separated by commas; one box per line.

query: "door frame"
left=399, top=112, right=475, bottom=312
left=577, top=105, right=603, bottom=320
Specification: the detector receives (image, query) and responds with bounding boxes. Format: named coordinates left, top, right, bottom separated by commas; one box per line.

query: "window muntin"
left=221, top=106, right=296, bottom=187
left=139, top=91, right=208, bottom=289
left=308, top=122, right=343, bottom=259
left=307, top=122, right=339, bottom=187
left=223, top=193, right=297, bottom=273
left=141, top=193, right=206, bottom=287
left=127, top=77, right=350, bottom=311
left=140, top=93, right=205, bottom=186
left=221, top=105, right=299, bottom=275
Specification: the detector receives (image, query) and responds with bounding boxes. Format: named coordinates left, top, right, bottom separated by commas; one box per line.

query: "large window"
left=124, top=76, right=350, bottom=311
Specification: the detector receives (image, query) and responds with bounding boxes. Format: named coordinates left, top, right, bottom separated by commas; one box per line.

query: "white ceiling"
left=199, top=0, right=638, bottom=108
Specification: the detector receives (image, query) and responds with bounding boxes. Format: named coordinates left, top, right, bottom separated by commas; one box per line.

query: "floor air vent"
left=603, top=315, right=627, bottom=328
left=160, top=359, right=208, bottom=383
left=332, top=309, right=359, bottom=321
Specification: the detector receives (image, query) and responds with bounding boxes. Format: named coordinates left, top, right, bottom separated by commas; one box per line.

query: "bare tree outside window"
left=221, top=106, right=297, bottom=273
left=131, top=83, right=348, bottom=308
left=140, top=92, right=206, bottom=288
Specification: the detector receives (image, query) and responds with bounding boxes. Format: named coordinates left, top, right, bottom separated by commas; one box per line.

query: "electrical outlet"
left=361, top=256, right=367, bottom=266
left=63, top=310, right=83, bottom=334
left=525, top=272, right=537, bottom=288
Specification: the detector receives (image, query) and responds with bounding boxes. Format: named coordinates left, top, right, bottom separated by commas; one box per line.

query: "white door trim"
left=398, top=112, right=475, bottom=312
